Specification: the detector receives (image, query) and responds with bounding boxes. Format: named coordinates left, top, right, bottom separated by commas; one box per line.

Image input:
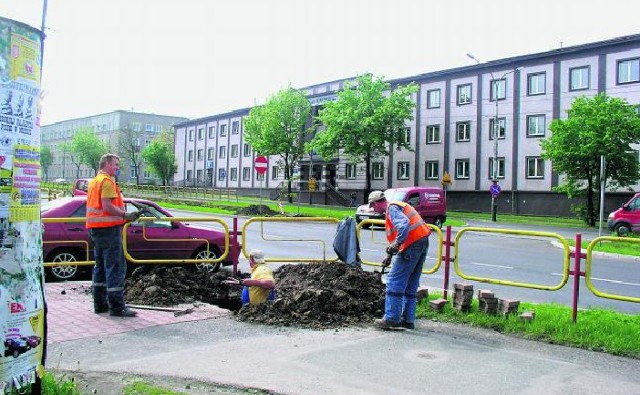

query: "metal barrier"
left=585, top=236, right=640, bottom=303
left=241, top=217, right=340, bottom=263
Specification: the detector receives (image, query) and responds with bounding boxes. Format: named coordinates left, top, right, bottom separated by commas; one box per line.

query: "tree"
left=40, top=145, right=53, bottom=181
left=71, top=128, right=108, bottom=176
left=541, top=93, right=640, bottom=226
left=60, top=142, right=81, bottom=180
left=142, top=129, right=177, bottom=186
left=243, top=87, right=314, bottom=203
left=117, top=127, right=145, bottom=185
left=310, top=74, right=418, bottom=198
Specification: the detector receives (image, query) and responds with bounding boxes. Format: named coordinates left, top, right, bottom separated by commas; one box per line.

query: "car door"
left=59, top=202, right=91, bottom=259
left=627, top=196, right=640, bottom=233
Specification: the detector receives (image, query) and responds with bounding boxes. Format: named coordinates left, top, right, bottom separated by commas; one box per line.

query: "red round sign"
left=254, top=156, right=268, bottom=174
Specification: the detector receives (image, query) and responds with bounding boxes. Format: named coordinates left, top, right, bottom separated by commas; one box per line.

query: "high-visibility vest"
left=86, top=173, right=126, bottom=228
left=385, top=201, right=431, bottom=251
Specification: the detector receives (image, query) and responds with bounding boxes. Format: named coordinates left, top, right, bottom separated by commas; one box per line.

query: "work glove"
left=386, top=241, right=400, bottom=255
left=222, top=277, right=243, bottom=286
left=123, top=209, right=146, bottom=222
left=381, top=255, right=392, bottom=268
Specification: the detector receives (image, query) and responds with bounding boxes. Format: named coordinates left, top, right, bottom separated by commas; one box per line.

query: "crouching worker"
left=224, top=249, right=275, bottom=305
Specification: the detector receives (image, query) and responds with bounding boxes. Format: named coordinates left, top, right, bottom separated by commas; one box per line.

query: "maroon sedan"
left=42, top=197, right=240, bottom=281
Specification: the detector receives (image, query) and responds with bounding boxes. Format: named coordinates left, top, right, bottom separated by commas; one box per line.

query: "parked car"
left=42, top=197, right=241, bottom=281
left=607, top=192, right=640, bottom=236
left=355, top=187, right=447, bottom=228
left=4, top=337, right=30, bottom=358
left=72, top=178, right=91, bottom=196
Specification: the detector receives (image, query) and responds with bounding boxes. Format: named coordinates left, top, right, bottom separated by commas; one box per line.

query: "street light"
left=466, top=53, right=521, bottom=221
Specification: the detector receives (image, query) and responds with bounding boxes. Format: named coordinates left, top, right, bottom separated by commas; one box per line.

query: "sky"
left=2, top=0, right=640, bottom=126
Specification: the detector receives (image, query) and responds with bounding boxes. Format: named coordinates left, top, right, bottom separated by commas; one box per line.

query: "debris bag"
left=333, top=217, right=361, bottom=267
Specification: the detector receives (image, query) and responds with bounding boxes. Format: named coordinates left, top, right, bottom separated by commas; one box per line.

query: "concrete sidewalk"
left=45, top=282, right=640, bottom=395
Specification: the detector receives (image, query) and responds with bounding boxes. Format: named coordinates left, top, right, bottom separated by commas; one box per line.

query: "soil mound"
left=236, top=205, right=279, bottom=216
left=124, top=262, right=384, bottom=329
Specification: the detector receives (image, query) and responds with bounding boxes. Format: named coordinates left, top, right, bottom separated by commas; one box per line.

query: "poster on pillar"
left=0, top=16, right=45, bottom=393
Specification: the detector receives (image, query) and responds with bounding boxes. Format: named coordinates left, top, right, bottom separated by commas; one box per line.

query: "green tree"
left=310, top=73, right=418, bottom=198
left=71, top=128, right=108, bottom=176
left=117, top=126, right=144, bottom=185
left=243, top=87, right=314, bottom=203
left=40, top=145, right=53, bottom=181
left=142, top=129, right=176, bottom=186
left=541, top=93, right=640, bottom=226
left=60, top=142, right=81, bottom=180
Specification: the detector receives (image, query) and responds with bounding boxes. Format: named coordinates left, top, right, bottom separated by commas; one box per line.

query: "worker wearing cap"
left=369, top=190, right=431, bottom=330
left=225, top=249, right=276, bottom=305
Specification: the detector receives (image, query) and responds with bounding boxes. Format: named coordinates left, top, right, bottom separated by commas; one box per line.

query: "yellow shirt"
left=249, top=264, right=274, bottom=305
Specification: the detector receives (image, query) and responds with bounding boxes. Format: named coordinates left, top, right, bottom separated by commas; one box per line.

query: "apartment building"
left=42, top=110, right=188, bottom=184
left=174, top=34, right=640, bottom=215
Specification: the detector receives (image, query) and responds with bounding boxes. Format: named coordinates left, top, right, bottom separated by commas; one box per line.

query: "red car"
left=42, top=197, right=240, bottom=281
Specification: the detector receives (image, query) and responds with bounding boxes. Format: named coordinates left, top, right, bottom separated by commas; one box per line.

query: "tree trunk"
left=586, top=169, right=595, bottom=226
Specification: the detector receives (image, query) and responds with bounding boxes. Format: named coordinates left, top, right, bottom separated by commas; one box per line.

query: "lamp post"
left=466, top=53, right=521, bottom=221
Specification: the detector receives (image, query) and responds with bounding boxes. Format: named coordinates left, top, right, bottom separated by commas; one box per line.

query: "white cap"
left=250, top=249, right=265, bottom=264
left=368, top=190, right=385, bottom=203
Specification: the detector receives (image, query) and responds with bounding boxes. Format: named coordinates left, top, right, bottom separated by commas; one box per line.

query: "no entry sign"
left=254, top=156, right=268, bottom=174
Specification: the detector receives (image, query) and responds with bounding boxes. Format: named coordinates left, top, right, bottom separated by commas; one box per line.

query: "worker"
left=369, top=190, right=431, bottom=330
left=224, top=249, right=275, bottom=305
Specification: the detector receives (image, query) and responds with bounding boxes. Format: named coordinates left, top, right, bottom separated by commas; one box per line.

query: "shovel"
left=376, top=253, right=392, bottom=281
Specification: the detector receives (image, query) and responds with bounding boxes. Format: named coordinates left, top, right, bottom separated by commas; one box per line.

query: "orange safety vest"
left=385, top=201, right=431, bottom=251
left=86, top=173, right=126, bottom=228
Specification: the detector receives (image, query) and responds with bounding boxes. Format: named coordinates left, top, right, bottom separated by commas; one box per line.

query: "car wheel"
left=12, top=349, right=19, bottom=358
left=48, top=250, right=80, bottom=281
left=434, top=217, right=444, bottom=229
left=614, top=223, right=631, bottom=237
left=193, top=248, right=221, bottom=273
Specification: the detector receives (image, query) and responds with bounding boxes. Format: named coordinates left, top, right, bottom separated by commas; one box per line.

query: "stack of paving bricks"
left=452, top=283, right=474, bottom=312
left=498, top=298, right=520, bottom=316
left=477, top=289, right=498, bottom=315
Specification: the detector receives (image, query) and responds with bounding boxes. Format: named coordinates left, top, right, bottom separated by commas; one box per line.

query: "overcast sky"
left=3, top=0, right=640, bottom=125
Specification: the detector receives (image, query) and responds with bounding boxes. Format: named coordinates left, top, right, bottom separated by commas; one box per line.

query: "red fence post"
left=232, top=216, right=239, bottom=276
left=571, top=233, right=582, bottom=323
left=443, top=225, right=452, bottom=300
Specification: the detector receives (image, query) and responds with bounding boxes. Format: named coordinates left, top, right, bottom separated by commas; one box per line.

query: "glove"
left=123, top=209, right=145, bottom=222
left=381, top=255, right=392, bottom=268
left=386, top=241, right=400, bottom=255
left=222, top=277, right=243, bottom=286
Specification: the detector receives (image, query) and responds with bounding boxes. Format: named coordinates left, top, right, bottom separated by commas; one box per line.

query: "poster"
left=0, top=16, right=44, bottom=393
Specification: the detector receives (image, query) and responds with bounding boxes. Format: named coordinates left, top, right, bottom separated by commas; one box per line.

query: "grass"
left=41, top=371, right=81, bottom=395
left=417, top=292, right=640, bottom=358
left=567, top=234, right=640, bottom=257
left=123, top=381, right=187, bottom=395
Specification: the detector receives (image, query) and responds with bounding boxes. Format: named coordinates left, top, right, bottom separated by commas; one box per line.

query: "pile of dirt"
left=236, top=204, right=279, bottom=216
left=124, top=262, right=385, bottom=329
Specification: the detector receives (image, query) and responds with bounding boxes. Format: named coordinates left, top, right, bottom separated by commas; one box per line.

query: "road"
left=169, top=209, right=640, bottom=314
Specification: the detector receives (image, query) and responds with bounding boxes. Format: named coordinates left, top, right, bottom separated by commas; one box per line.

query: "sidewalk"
left=44, top=281, right=640, bottom=395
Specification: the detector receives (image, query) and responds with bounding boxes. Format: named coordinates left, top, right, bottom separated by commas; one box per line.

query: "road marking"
left=551, top=273, right=640, bottom=287
left=469, top=262, right=513, bottom=269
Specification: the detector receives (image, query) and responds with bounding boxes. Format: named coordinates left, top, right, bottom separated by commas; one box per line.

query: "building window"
left=197, top=128, right=204, bottom=140
left=207, top=148, right=214, bottom=160
left=243, top=143, right=251, bottom=157
left=196, top=169, right=203, bottom=182
left=208, top=126, right=215, bottom=139
left=231, top=144, right=238, bottom=158
left=188, top=130, right=194, bottom=141
left=427, top=89, right=441, bottom=108
left=219, top=146, right=226, bottom=159
left=489, top=157, right=505, bottom=179
left=397, top=162, right=410, bottom=180
left=425, top=161, right=439, bottom=180
left=188, top=150, right=193, bottom=162
left=271, top=166, right=279, bottom=180
left=197, top=149, right=203, bottom=161
left=230, top=168, right=238, bottom=181
left=526, top=114, right=546, bottom=137
left=426, top=125, right=441, bottom=143
left=455, top=159, right=470, bottom=179
left=456, top=121, right=471, bottom=142
left=489, top=117, right=506, bottom=139
left=457, top=84, right=472, bottom=105
left=220, top=124, right=227, bottom=137
left=527, top=72, right=546, bottom=95
left=526, top=156, right=544, bottom=178
left=144, top=124, right=153, bottom=132
left=129, top=166, right=137, bottom=178
left=372, top=162, right=384, bottom=180
left=218, top=168, right=226, bottom=181
left=403, top=127, right=411, bottom=144
left=144, top=169, right=152, bottom=179
left=232, top=121, right=239, bottom=134
left=346, top=164, right=357, bottom=180
left=490, top=78, right=506, bottom=101
left=132, top=122, right=141, bottom=132
left=186, top=170, right=193, bottom=181
left=617, top=58, right=640, bottom=84
left=570, top=66, right=590, bottom=91
left=256, top=171, right=265, bottom=181
left=242, top=167, right=251, bottom=181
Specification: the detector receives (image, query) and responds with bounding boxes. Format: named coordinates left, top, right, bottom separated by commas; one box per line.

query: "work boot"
left=373, top=319, right=402, bottom=330
left=110, top=307, right=137, bottom=317
left=94, top=304, right=109, bottom=314
left=400, top=321, right=415, bottom=330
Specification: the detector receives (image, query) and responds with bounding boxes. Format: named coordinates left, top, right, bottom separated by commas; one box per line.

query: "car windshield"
left=384, top=189, right=407, bottom=202
left=40, top=197, right=75, bottom=213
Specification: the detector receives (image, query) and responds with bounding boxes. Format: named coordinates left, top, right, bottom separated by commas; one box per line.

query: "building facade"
left=42, top=110, right=188, bottom=184
left=174, top=34, right=640, bottom=215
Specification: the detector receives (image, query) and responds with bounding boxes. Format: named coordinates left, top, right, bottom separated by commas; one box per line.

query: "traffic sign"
left=489, top=183, right=501, bottom=197
left=442, top=171, right=451, bottom=186
left=308, top=177, right=316, bottom=191
left=254, top=156, right=268, bottom=174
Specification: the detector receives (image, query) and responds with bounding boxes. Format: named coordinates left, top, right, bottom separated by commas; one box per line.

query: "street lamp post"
left=466, top=53, right=521, bottom=222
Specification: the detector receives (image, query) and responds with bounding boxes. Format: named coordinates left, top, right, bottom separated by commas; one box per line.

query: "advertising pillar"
left=0, top=16, right=45, bottom=393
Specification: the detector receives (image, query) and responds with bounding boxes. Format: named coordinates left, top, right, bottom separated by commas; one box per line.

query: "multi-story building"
left=42, top=110, right=188, bottom=184
left=175, top=34, right=640, bottom=216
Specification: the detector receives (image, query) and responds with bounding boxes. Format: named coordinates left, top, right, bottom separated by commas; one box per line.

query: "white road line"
left=469, top=262, right=513, bottom=269
left=551, top=273, right=640, bottom=287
